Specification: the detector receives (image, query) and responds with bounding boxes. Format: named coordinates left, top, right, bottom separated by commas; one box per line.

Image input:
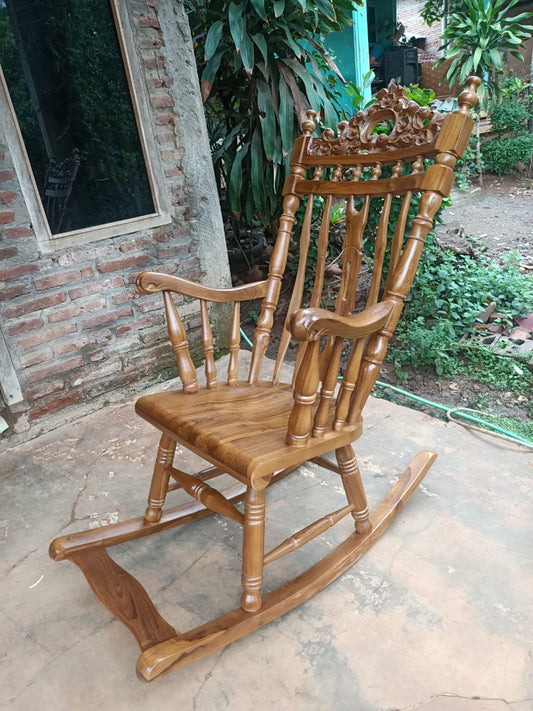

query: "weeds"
left=388, top=241, right=533, bottom=395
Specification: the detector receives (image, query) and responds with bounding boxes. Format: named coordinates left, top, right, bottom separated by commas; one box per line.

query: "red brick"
left=0, top=246, right=18, bottom=260
left=0, top=263, right=39, bottom=281
left=81, top=305, right=133, bottom=329
left=58, top=244, right=115, bottom=266
left=7, top=316, right=43, bottom=335
left=69, top=277, right=123, bottom=300
left=138, top=37, right=163, bottom=50
left=3, top=226, right=34, bottom=239
left=164, top=166, right=181, bottom=178
left=86, top=372, right=138, bottom=399
left=17, top=322, right=77, bottom=351
left=0, top=191, right=17, bottom=204
left=0, top=283, right=32, bottom=300
left=33, top=269, right=82, bottom=291
left=26, top=355, right=84, bottom=383
left=156, top=132, right=174, bottom=145
left=0, top=170, right=14, bottom=182
left=155, top=113, right=177, bottom=126
left=20, top=348, right=53, bottom=367
left=112, top=290, right=138, bottom=305
left=97, top=255, right=150, bottom=273
left=0, top=210, right=15, bottom=224
left=157, top=244, right=190, bottom=258
left=150, top=94, right=174, bottom=109
left=55, top=329, right=112, bottom=355
left=160, top=148, right=181, bottom=162
left=119, top=233, right=169, bottom=253
left=28, top=391, right=84, bottom=421
left=25, top=379, right=65, bottom=401
left=136, top=14, right=160, bottom=28
left=47, top=298, right=106, bottom=323
left=141, top=56, right=165, bottom=71
left=151, top=76, right=174, bottom=89
left=80, top=267, right=94, bottom=279
left=4, top=292, right=65, bottom=318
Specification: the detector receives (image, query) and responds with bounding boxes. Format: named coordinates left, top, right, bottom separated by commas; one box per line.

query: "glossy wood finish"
left=50, top=78, right=480, bottom=680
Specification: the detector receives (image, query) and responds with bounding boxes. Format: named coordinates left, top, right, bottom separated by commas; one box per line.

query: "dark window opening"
left=0, top=0, right=155, bottom=234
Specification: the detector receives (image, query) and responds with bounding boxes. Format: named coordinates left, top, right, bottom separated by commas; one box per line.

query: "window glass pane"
left=0, top=0, right=155, bottom=234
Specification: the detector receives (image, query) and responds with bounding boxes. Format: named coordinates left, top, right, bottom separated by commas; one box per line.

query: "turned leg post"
left=145, top=435, right=176, bottom=523
left=241, top=487, right=266, bottom=612
left=336, top=445, right=372, bottom=534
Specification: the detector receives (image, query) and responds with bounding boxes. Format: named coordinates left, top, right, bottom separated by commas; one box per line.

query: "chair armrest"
left=288, top=301, right=394, bottom=342
left=136, top=271, right=268, bottom=302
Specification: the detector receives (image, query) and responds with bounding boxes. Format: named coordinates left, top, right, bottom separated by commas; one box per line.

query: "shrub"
left=482, top=133, right=533, bottom=174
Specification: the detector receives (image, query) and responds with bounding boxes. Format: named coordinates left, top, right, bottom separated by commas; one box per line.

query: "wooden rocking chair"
left=50, top=78, right=480, bottom=681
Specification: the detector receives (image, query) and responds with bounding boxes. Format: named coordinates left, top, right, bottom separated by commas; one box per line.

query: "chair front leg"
left=241, top=487, right=266, bottom=612
left=336, top=445, right=372, bottom=534
left=145, top=435, right=176, bottom=523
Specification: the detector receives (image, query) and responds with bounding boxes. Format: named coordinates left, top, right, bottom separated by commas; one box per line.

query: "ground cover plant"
left=385, top=238, right=533, bottom=436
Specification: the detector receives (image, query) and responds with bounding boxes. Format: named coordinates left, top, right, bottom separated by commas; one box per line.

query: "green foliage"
left=482, top=133, right=533, bottom=174
left=420, top=0, right=463, bottom=27
left=434, top=0, right=533, bottom=106
left=186, top=0, right=363, bottom=229
left=490, top=99, right=532, bottom=134
left=404, top=84, right=436, bottom=108
left=389, top=244, right=533, bottom=382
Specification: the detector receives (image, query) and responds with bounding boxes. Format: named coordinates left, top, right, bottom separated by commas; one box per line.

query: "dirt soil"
left=238, top=174, right=533, bottom=423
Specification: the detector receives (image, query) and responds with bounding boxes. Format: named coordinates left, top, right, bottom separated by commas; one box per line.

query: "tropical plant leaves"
left=204, top=21, right=223, bottom=61
left=188, top=0, right=361, bottom=227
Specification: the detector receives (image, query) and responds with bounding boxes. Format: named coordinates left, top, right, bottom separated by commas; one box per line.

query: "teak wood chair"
left=50, top=77, right=480, bottom=681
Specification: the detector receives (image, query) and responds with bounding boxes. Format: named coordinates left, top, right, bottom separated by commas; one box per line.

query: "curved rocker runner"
left=50, top=78, right=480, bottom=681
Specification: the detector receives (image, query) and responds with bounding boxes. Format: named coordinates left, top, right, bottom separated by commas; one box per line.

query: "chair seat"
left=135, top=380, right=362, bottom=487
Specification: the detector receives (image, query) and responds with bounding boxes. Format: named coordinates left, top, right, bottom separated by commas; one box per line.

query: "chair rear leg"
left=241, top=487, right=266, bottom=612
left=145, top=435, right=176, bottom=523
left=336, top=445, right=372, bottom=534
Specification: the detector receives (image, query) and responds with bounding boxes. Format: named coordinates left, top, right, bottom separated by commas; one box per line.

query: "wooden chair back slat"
left=163, top=291, right=199, bottom=393
left=334, top=338, right=366, bottom=430
left=227, top=302, right=241, bottom=386
left=273, top=195, right=314, bottom=385
left=200, top=299, right=217, bottom=389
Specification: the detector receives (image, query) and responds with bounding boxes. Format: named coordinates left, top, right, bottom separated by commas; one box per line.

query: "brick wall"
left=397, top=0, right=442, bottom=60
left=0, top=0, right=227, bottom=442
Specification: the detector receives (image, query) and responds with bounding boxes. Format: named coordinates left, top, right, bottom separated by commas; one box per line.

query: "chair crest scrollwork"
left=306, top=82, right=444, bottom=155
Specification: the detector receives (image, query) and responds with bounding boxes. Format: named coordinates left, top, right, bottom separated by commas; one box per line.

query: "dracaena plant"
left=186, top=0, right=363, bottom=233
left=434, top=0, right=533, bottom=107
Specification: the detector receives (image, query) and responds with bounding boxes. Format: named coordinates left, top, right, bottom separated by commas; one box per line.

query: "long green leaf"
left=278, top=71, right=294, bottom=156
left=204, top=21, right=224, bottom=61
left=228, top=144, right=249, bottom=218
left=251, top=127, right=266, bottom=220
left=200, top=47, right=226, bottom=101
left=240, top=27, right=255, bottom=76
left=251, top=33, right=268, bottom=65
left=273, top=0, right=285, bottom=17
left=229, top=2, right=244, bottom=51
left=257, top=79, right=276, bottom=159
left=250, top=0, right=267, bottom=21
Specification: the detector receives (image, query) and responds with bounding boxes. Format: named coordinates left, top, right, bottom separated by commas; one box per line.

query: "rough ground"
left=443, top=175, right=533, bottom=261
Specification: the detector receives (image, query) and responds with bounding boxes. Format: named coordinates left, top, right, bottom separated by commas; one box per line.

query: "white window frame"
left=0, top=0, right=171, bottom=252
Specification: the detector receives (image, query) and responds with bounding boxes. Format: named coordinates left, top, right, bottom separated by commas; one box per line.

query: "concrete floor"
left=1, top=361, right=532, bottom=710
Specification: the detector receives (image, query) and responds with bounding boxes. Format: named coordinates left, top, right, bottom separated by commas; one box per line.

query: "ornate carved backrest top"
left=305, top=82, right=444, bottom=156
